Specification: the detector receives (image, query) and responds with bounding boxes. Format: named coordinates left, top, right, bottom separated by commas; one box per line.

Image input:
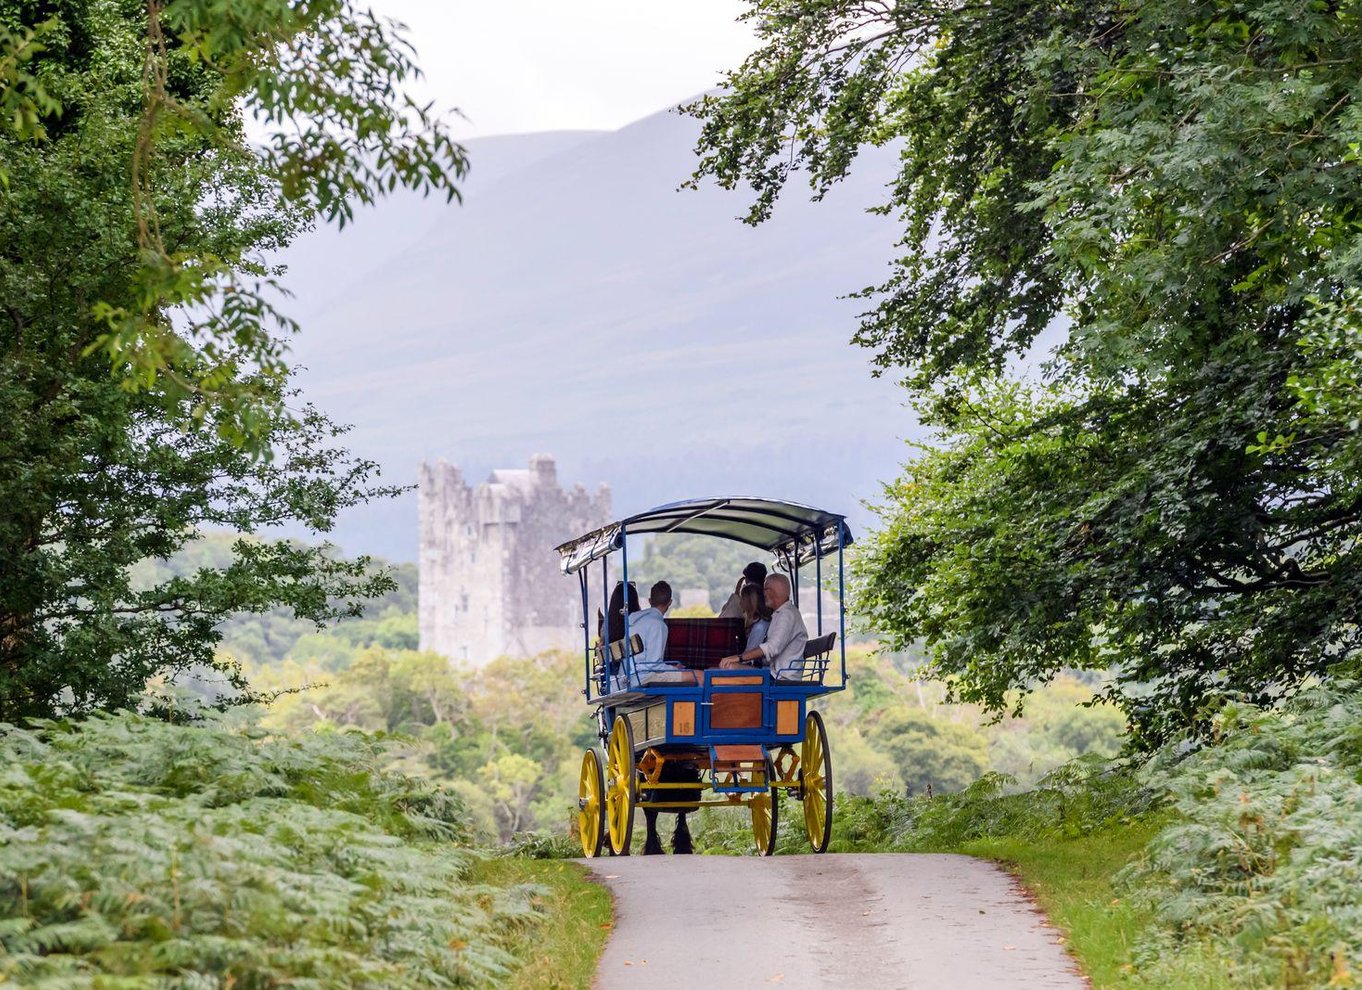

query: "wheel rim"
left=801, top=710, right=833, bottom=853
left=750, top=759, right=779, bottom=856
left=605, top=716, right=635, bottom=855
left=578, top=749, right=605, bottom=858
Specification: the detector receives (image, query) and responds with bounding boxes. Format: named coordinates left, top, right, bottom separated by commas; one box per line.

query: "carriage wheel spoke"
left=750, top=757, right=780, bottom=856
left=578, top=748, right=606, bottom=857
left=800, top=711, right=833, bottom=853
left=605, top=716, right=636, bottom=855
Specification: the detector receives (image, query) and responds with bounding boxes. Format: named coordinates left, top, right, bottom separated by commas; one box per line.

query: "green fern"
left=1121, top=684, right=1362, bottom=988
left=0, top=713, right=544, bottom=987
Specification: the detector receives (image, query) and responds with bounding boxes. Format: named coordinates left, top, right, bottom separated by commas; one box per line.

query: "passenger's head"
left=739, top=583, right=770, bottom=627
left=763, top=573, right=791, bottom=610
left=611, top=580, right=640, bottom=614
left=742, top=561, right=768, bottom=586
left=649, top=580, right=673, bottom=614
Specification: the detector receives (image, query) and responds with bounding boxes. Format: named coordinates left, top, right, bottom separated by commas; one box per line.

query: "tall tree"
left=689, top=0, right=1362, bottom=743
left=0, top=0, right=463, bottom=719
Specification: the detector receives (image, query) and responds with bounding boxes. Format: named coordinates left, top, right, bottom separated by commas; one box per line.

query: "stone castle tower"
left=418, top=454, right=611, bottom=664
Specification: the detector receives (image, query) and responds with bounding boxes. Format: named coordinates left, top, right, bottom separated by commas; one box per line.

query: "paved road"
left=583, top=853, right=1088, bottom=990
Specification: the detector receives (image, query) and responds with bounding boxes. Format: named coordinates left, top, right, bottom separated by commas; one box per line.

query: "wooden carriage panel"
left=672, top=701, right=696, bottom=736
left=776, top=700, right=800, bottom=735
left=712, top=744, right=766, bottom=765
left=710, top=692, right=763, bottom=729
left=627, top=702, right=668, bottom=746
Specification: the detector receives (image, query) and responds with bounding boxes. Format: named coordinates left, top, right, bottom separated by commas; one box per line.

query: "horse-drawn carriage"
left=555, top=497, right=851, bottom=856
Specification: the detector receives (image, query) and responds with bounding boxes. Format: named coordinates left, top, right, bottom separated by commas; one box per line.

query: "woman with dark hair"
left=598, top=580, right=640, bottom=645
left=598, top=581, right=641, bottom=696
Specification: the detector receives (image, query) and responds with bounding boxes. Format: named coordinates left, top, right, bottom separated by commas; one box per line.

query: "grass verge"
left=472, top=858, right=613, bottom=990
left=961, top=816, right=1232, bottom=990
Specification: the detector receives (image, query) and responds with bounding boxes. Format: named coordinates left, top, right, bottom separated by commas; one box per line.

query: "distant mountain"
left=278, top=129, right=606, bottom=311
left=275, top=105, right=918, bottom=561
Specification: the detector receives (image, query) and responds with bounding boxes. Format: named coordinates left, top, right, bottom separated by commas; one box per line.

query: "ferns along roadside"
left=0, top=713, right=544, bottom=988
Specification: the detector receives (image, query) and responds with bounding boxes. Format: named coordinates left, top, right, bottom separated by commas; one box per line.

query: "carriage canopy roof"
left=554, top=497, right=853, bottom=575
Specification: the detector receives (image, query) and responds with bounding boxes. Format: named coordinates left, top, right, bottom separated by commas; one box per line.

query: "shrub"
left=831, top=754, right=1151, bottom=853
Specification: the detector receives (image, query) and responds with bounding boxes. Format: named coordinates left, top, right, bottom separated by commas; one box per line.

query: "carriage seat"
left=596, top=634, right=704, bottom=690
left=773, top=632, right=837, bottom=683
left=663, top=617, right=745, bottom=669
left=594, top=634, right=644, bottom=684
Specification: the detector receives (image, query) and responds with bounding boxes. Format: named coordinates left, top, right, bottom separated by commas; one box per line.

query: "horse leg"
left=672, top=812, right=693, bottom=855
left=642, top=809, right=663, bottom=855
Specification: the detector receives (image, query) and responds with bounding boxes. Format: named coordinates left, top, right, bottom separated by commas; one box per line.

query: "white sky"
left=370, top=1, right=757, bottom=138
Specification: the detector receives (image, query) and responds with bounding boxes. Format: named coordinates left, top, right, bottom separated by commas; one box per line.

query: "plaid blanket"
left=664, top=618, right=745, bottom=669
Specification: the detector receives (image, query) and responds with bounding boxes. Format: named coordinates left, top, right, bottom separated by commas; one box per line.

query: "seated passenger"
left=610, top=580, right=675, bottom=691
left=631, top=583, right=698, bottom=857
left=630, top=581, right=673, bottom=670
left=717, top=561, right=768, bottom=618
left=718, top=573, right=807, bottom=678
left=740, top=583, right=772, bottom=655
left=599, top=580, right=640, bottom=646
left=600, top=581, right=639, bottom=693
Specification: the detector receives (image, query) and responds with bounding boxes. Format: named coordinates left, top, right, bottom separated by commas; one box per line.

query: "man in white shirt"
left=718, top=573, right=807, bottom=678
left=611, top=581, right=673, bottom=691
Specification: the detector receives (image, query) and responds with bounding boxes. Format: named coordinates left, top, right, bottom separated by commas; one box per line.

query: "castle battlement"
left=418, top=455, right=610, bottom=664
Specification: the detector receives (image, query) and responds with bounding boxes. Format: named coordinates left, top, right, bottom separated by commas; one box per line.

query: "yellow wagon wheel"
left=577, top=748, right=606, bottom=858
left=800, top=710, right=833, bottom=853
left=605, top=715, right=637, bottom=856
left=750, top=757, right=779, bottom=857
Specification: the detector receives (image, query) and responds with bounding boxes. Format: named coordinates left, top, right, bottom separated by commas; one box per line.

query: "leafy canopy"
left=0, top=0, right=462, bottom=720
left=690, top=0, right=1362, bottom=743
left=4, top=0, right=465, bottom=443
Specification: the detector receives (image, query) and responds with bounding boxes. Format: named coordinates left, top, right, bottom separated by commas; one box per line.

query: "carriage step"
left=707, top=745, right=769, bottom=794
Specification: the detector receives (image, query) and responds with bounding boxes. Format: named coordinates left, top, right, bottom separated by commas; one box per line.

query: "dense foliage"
left=820, top=650, right=1125, bottom=796
left=691, top=0, right=1362, bottom=742
left=134, top=531, right=420, bottom=669
left=0, top=713, right=543, bottom=987
left=250, top=649, right=598, bottom=842
left=0, top=0, right=460, bottom=720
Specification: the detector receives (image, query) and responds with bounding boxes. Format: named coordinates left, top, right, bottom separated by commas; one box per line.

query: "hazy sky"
left=370, top=1, right=757, bottom=138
